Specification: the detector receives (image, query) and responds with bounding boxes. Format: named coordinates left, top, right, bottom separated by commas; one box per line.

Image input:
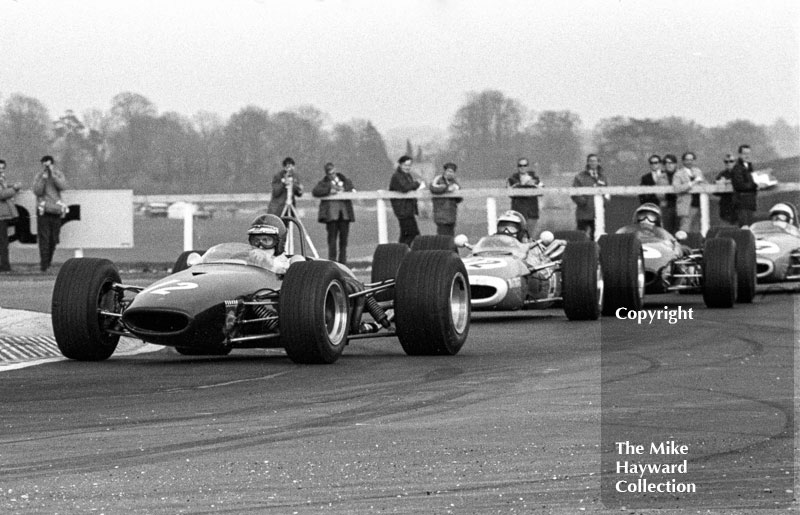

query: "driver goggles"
left=771, top=212, right=790, bottom=223
left=249, top=234, right=278, bottom=250
left=636, top=212, right=659, bottom=224
left=497, top=222, right=520, bottom=235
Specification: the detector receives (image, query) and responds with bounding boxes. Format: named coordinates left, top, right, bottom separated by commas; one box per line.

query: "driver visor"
left=249, top=234, right=278, bottom=250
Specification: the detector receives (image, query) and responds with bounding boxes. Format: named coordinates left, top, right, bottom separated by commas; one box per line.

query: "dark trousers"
left=436, top=223, right=455, bottom=236
left=661, top=205, right=678, bottom=234
left=576, top=219, right=595, bottom=240
left=398, top=217, right=420, bottom=246
left=0, top=219, right=10, bottom=270
left=735, top=207, right=755, bottom=227
left=37, top=214, right=61, bottom=271
left=325, top=219, right=350, bottom=264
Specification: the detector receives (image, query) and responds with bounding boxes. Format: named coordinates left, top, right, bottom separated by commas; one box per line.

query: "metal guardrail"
left=133, top=183, right=800, bottom=250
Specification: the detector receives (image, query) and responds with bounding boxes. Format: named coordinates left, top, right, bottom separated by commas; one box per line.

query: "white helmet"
left=496, top=210, right=528, bottom=241
left=634, top=203, right=662, bottom=227
left=769, top=203, right=797, bottom=226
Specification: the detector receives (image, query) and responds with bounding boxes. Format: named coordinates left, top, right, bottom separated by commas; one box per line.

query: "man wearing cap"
left=429, top=162, right=462, bottom=236
left=507, top=158, right=542, bottom=238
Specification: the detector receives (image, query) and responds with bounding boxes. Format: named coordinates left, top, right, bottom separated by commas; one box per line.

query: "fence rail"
left=133, top=182, right=800, bottom=251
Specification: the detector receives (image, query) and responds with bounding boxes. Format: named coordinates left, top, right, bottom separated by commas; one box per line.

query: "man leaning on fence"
left=571, top=153, right=608, bottom=240
left=507, top=157, right=542, bottom=238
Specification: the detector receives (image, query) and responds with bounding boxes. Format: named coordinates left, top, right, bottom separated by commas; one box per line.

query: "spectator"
left=660, top=154, right=679, bottom=233
left=571, top=154, right=608, bottom=240
left=507, top=157, right=542, bottom=238
left=0, top=159, right=23, bottom=273
left=312, top=162, right=355, bottom=265
left=676, top=152, right=706, bottom=232
left=639, top=155, right=668, bottom=205
left=268, top=157, right=303, bottom=216
left=731, top=144, right=758, bottom=226
left=32, top=155, right=68, bottom=273
left=429, top=162, right=462, bottom=236
left=389, top=155, right=422, bottom=246
left=714, top=154, right=737, bottom=225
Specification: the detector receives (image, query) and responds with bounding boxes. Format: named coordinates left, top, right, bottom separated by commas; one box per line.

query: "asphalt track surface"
left=0, top=275, right=798, bottom=514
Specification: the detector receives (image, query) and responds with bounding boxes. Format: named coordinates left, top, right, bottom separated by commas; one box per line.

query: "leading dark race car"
left=51, top=214, right=470, bottom=364
left=604, top=203, right=757, bottom=309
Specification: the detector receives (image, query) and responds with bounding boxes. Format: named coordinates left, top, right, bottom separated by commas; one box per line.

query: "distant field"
left=9, top=197, right=576, bottom=266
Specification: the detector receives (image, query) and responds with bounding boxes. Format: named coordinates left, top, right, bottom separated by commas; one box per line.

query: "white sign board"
left=14, top=190, right=134, bottom=249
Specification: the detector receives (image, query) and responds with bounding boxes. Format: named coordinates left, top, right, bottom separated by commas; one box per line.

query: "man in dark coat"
left=389, top=155, right=421, bottom=246
left=268, top=157, right=303, bottom=216
left=507, top=157, right=542, bottom=238
left=312, top=162, right=355, bottom=264
left=714, top=154, right=737, bottom=225
left=639, top=155, right=667, bottom=205
left=429, top=162, right=462, bottom=236
left=571, top=154, right=608, bottom=240
left=730, top=144, right=758, bottom=226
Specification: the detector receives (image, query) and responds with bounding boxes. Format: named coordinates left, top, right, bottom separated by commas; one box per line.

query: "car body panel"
left=461, top=234, right=560, bottom=310
left=750, top=221, right=800, bottom=282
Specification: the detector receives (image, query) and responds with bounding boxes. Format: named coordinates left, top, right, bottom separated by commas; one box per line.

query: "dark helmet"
left=769, top=202, right=797, bottom=226
left=247, top=214, right=287, bottom=254
left=634, top=203, right=662, bottom=227
left=496, top=210, right=528, bottom=241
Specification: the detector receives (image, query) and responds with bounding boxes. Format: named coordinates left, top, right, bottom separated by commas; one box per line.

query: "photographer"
left=32, top=155, right=68, bottom=273
left=268, top=157, right=304, bottom=216
left=429, top=162, right=462, bottom=235
left=0, top=159, right=23, bottom=272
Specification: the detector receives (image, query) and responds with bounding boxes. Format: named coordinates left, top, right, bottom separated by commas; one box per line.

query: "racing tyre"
left=410, top=235, right=458, bottom=252
left=552, top=230, right=589, bottom=242
left=394, top=251, right=470, bottom=355
left=598, top=233, right=644, bottom=316
left=173, top=250, right=205, bottom=273
left=280, top=261, right=350, bottom=364
left=711, top=228, right=756, bottom=303
left=683, top=232, right=704, bottom=250
left=702, top=238, right=737, bottom=308
left=561, top=241, right=602, bottom=320
left=371, top=243, right=410, bottom=302
left=52, top=258, right=122, bottom=360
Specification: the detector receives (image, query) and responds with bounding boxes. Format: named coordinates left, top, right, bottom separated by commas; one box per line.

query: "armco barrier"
left=134, top=182, right=800, bottom=251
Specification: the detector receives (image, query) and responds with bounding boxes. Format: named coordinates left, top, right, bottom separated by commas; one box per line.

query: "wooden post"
left=593, top=194, right=606, bottom=240
left=486, top=197, right=498, bottom=234
left=376, top=198, right=388, bottom=244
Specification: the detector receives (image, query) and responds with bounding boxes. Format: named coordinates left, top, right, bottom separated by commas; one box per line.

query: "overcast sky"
left=1, top=0, right=798, bottom=134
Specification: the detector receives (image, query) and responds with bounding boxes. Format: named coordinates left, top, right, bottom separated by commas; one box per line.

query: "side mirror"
left=539, top=230, right=554, bottom=245
left=186, top=252, right=203, bottom=267
left=675, top=230, right=688, bottom=241
left=454, top=234, right=470, bottom=248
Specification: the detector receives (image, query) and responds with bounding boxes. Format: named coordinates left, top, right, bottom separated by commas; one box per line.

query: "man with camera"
left=268, top=157, right=304, bottom=216
left=32, top=155, right=68, bottom=272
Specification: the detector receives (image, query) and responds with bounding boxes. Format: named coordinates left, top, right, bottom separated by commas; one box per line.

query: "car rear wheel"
left=410, top=235, right=458, bottom=252
left=702, top=238, right=737, bottom=308
left=710, top=228, right=756, bottom=303
left=280, top=261, right=350, bottom=364
left=371, top=243, right=410, bottom=302
left=599, top=233, right=645, bottom=316
left=561, top=241, right=603, bottom=320
left=52, top=258, right=122, bottom=361
left=395, top=250, right=470, bottom=355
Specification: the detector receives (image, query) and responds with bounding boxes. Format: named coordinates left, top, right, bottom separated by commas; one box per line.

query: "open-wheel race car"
left=402, top=213, right=607, bottom=320
left=51, top=216, right=470, bottom=364
left=746, top=202, right=800, bottom=282
left=606, top=203, right=757, bottom=309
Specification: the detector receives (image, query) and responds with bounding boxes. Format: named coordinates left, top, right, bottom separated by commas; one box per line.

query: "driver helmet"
left=496, top=210, right=528, bottom=241
left=634, top=203, right=662, bottom=228
left=769, top=202, right=797, bottom=226
left=247, top=214, right=287, bottom=254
